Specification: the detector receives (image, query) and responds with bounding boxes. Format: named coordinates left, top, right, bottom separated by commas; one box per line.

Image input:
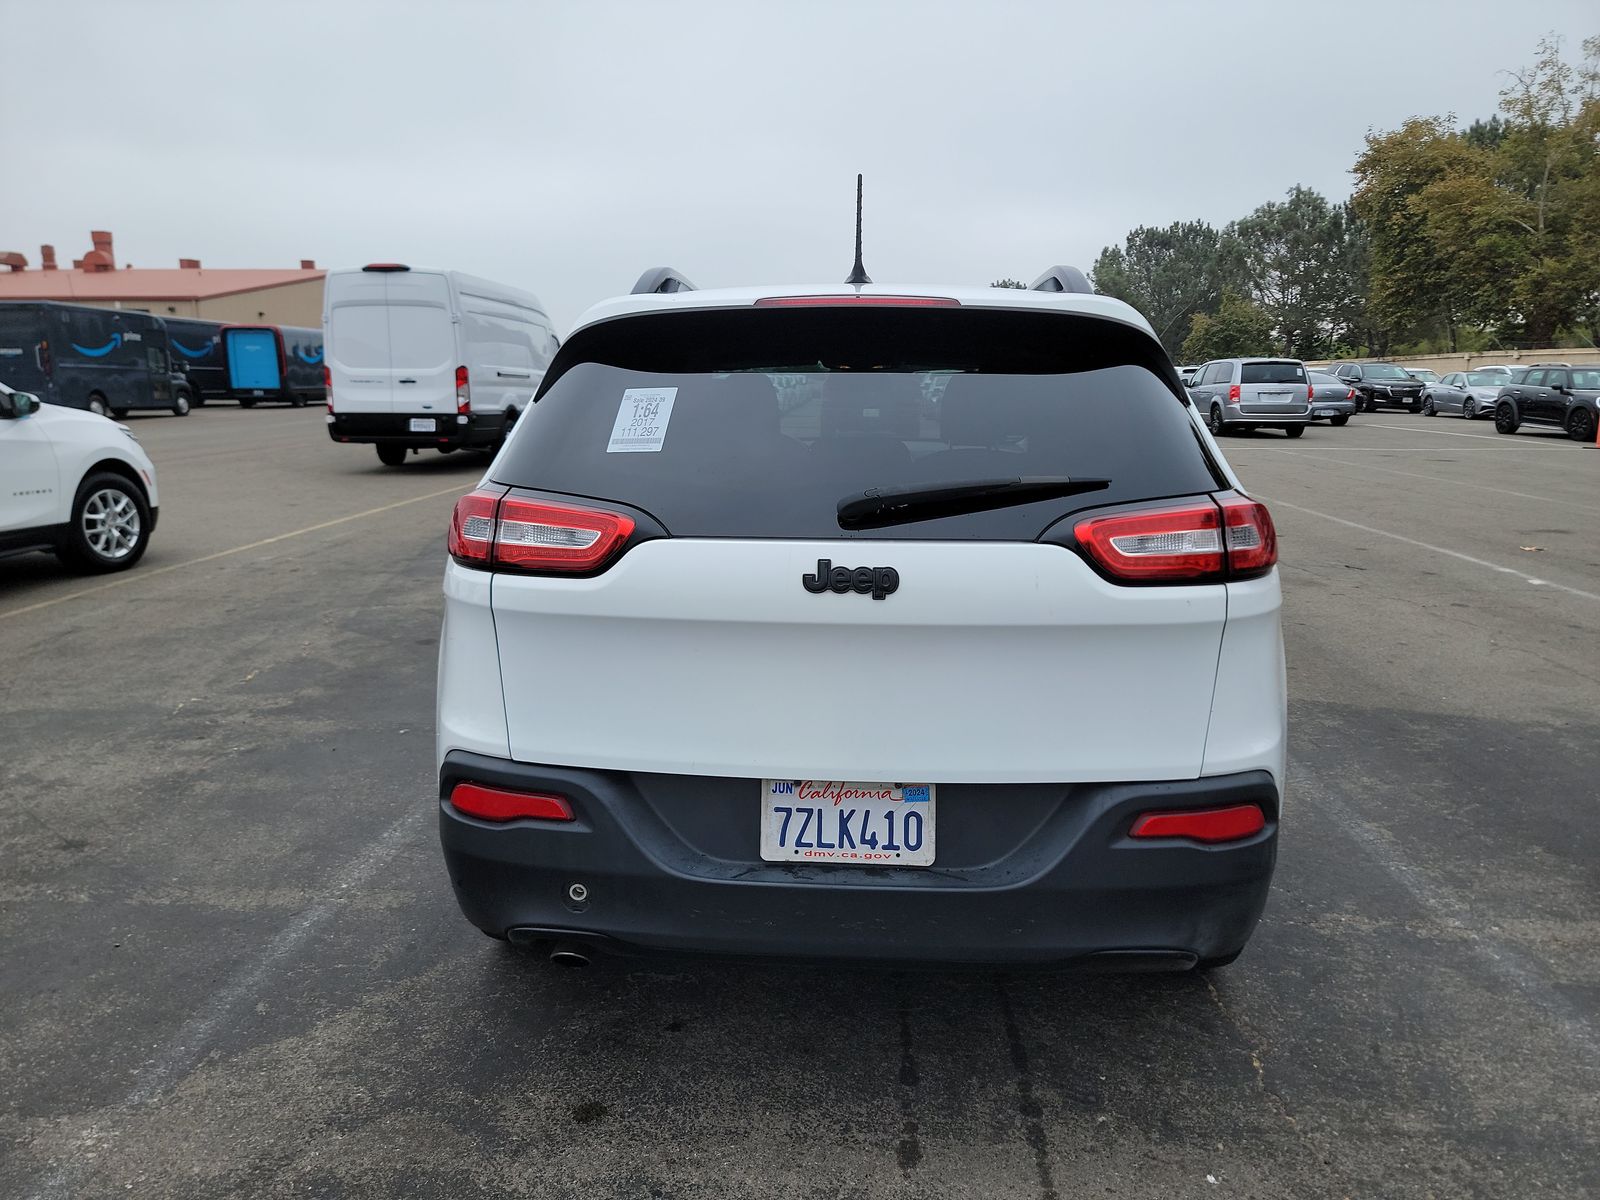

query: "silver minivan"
left=1188, top=358, right=1312, bottom=437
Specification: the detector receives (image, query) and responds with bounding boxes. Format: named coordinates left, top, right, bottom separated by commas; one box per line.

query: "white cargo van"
left=323, top=264, right=557, bottom=466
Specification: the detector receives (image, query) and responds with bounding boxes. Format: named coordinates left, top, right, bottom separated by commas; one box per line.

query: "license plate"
left=251, top=389, right=264, bottom=397
left=1315, top=408, right=1336, bottom=417
left=408, top=418, right=435, bottom=432
left=760, top=780, right=935, bottom=866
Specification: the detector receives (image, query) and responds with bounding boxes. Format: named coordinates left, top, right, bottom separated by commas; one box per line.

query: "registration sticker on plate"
left=408, top=418, right=435, bottom=432
left=760, top=780, right=935, bottom=866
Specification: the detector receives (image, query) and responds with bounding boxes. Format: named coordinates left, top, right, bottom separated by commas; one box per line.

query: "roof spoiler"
left=1029, top=266, right=1094, bottom=294
left=630, top=267, right=697, bottom=295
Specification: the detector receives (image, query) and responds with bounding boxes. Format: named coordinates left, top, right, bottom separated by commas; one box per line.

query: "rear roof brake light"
left=362, top=262, right=410, bottom=272
left=753, top=295, right=960, bottom=308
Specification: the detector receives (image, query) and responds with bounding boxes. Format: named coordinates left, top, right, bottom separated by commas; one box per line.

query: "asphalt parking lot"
left=3, top=404, right=1599, bottom=1199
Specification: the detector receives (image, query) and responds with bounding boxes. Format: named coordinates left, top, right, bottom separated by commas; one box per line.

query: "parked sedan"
left=1405, top=368, right=1441, bottom=385
left=1422, top=371, right=1506, bottom=419
left=1307, top=371, right=1356, bottom=425
left=1494, top=366, right=1600, bottom=441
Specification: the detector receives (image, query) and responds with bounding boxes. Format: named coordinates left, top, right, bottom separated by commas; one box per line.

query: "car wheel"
left=1568, top=407, right=1597, bottom=444
left=1330, top=415, right=1350, bottom=427
left=238, top=398, right=256, bottom=409
left=1422, top=395, right=1435, bottom=416
left=87, top=394, right=109, bottom=417
left=376, top=443, right=408, bottom=467
left=60, top=472, right=151, bottom=573
left=172, top=392, right=192, bottom=416
left=290, top=392, right=308, bottom=408
left=1284, top=424, right=1305, bottom=438
left=1463, top=399, right=1475, bottom=420
left=1208, top=404, right=1226, bottom=436
left=1495, top=402, right=1520, bottom=434
left=110, top=408, right=129, bottom=419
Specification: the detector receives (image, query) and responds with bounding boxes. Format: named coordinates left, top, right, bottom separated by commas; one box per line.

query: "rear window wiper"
left=837, top=476, right=1111, bottom=530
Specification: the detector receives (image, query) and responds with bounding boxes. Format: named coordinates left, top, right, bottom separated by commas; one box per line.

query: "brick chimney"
left=79, top=230, right=116, bottom=272
left=0, top=251, right=27, bottom=271
left=179, top=258, right=201, bottom=269
left=300, top=259, right=316, bottom=269
left=41, top=244, right=58, bottom=270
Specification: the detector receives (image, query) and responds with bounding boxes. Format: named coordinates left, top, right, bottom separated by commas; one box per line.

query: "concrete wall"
left=74, top=279, right=325, bottom=328
left=1309, top=347, right=1600, bottom=373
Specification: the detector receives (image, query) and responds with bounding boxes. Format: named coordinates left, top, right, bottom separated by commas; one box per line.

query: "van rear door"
left=326, top=273, right=394, bottom=414
left=225, top=328, right=282, bottom=395
left=383, top=272, right=457, bottom=419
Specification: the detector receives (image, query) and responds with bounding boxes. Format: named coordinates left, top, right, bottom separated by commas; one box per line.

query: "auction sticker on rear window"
left=606, top=387, right=677, bottom=453
left=760, top=780, right=935, bottom=866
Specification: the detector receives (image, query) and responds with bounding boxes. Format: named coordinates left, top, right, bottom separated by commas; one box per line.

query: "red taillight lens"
left=323, top=365, right=333, bottom=413
left=455, top=365, right=470, bottom=414
left=1073, top=501, right=1224, bottom=582
left=1130, top=804, right=1265, bottom=843
left=1217, top=494, right=1277, bottom=578
left=450, top=781, right=573, bottom=823
left=753, top=295, right=960, bottom=308
left=1307, top=383, right=1314, bottom=401
left=495, top=496, right=635, bottom=571
left=1228, top=384, right=1241, bottom=402
left=448, top=487, right=503, bottom=565
left=1346, top=388, right=1356, bottom=401
left=449, top=489, right=635, bottom=574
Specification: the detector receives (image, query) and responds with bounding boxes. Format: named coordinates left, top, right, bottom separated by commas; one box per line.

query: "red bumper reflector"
left=450, top=782, right=574, bottom=823
left=1129, top=804, right=1266, bottom=843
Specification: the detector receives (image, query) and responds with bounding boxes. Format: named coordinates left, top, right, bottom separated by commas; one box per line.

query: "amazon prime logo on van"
left=802, top=559, right=900, bottom=600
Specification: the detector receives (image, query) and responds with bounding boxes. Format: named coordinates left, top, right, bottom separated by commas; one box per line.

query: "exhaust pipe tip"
left=549, top=941, right=591, bottom=968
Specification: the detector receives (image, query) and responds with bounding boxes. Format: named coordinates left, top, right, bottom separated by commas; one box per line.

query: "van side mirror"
left=0, top=391, right=40, bottom=419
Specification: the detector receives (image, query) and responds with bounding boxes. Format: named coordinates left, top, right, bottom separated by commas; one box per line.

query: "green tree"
left=1091, top=221, right=1244, bottom=356
left=990, top=278, right=1027, bottom=289
left=1229, top=186, right=1352, bottom=359
left=1180, top=290, right=1275, bottom=362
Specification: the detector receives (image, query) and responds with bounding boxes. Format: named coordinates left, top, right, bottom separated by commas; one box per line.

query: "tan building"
left=0, top=231, right=325, bottom=326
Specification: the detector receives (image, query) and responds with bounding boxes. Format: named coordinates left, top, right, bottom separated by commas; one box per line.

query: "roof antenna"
left=845, top=173, right=871, bottom=286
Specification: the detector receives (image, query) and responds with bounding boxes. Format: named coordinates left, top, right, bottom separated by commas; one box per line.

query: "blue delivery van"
left=0, top=301, right=189, bottom=417
left=223, top=324, right=326, bottom=407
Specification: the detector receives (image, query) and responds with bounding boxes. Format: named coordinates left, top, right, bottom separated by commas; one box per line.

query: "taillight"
left=455, top=365, right=470, bottom=414
left=1130, top=804, right=1265, bottom=843
left=1346, top=388, right=1356, bottom=401
left=449, top=781, right=573, bottom=822
left=1073, top=501, right=1224, bottom=582
left=449, top=488, right=636, bottom=574
left=1307, top=383, right=1314, bottom=401
left=1228, top=384, right=1241, bottom=402
left=1218, top=494, right=1277, bottom=578
left=1073, top=495, right=1276, bottom=584
left=323, top=365, right=333, bottom=413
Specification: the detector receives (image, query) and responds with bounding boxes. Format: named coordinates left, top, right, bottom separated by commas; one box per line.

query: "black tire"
left=1495, top=402, right=1520, bottom=434
left=59, top=471, right=152, bottom=573
left=1208, top=404, right=1226, bottom=436
left=290, top=392, right=308, bottom=408
left=1284, top=424, right=1305, bottom=438
left=172, top=391, right=192, bottom=417
left=87, top=394, right=110, bottom=417
left=1462, top=399, right=1475, bottom=420
left=110, top=407, right=129, bottom=419
left=376, top=443, right=408, bottom=467
left=1422, top=395, right=1435, bottom=416
left=238, top=398, right=256, bottom=409
left=1330, top=415, right=1350, bottom=427
left=1568, top=407, right=1597, bottom=444
left=437, top=445, right=456, bottom=455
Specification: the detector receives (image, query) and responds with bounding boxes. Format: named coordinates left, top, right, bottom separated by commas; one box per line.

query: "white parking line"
left=1270, top=450, right=1600, bottom=516
left=1259, top=497, right=1600, bottom=604
left=1368, top=423, right=1545, bottom=443
left=0, top=483, right=469, bottom=622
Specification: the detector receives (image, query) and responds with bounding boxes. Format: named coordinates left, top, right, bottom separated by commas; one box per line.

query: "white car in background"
left=0, top=381, right=159, bottom=572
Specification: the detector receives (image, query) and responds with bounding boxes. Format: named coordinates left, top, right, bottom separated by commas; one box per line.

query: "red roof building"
left=0, top=232, right=325, bottom=326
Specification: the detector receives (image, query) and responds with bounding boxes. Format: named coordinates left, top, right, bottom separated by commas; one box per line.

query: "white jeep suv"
left=0, top=382, right=159, bottom=572
left=434, top=269, right=1287, bottom=971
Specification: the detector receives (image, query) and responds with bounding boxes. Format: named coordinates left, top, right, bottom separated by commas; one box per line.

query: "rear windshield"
left=494, top=307, right=1221, bottom=541
left=1240, top=362, right=1306, bottom=385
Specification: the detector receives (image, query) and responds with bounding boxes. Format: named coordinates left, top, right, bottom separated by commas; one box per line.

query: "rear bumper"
left=437, top=752, right=1279, bottom=967
left=1309, top=400, right=1356, bottom=419
left=1230, top=407, right=1311, bottom=425
left=327, top=411, right=497, bottom=447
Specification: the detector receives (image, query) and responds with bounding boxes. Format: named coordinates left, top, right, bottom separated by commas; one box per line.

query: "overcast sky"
left=4, top=0, right=1595, bottom=330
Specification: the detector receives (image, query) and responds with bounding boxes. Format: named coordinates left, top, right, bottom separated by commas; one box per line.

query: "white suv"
left=435, top=270, right=1286, bottom=971
left=0, top=382, right=159, bottom=572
